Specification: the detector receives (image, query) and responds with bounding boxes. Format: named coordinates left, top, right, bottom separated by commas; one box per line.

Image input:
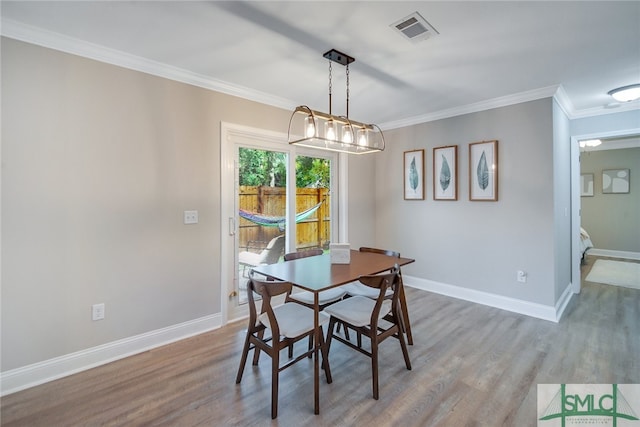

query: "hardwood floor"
left=2, top=255, right=638, bottom=426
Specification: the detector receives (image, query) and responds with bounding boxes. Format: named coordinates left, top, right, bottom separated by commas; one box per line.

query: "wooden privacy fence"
left=239, top=186, right=330, bottom=251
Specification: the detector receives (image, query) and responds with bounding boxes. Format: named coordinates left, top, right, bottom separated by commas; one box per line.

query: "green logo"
left=539, top=384, right=639, bottom=426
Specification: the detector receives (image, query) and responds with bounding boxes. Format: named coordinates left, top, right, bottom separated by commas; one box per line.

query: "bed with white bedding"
left=580, top=227, right=594, bottom=262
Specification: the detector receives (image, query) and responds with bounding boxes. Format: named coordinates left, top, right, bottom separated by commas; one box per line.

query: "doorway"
left=220, top=123, right=339, bottom=323
left=570, top=128, right=640, bottom=294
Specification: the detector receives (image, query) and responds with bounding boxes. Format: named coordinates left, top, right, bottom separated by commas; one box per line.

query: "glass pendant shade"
left=304, top=115, right=317, bottom=138
left=341, top=124, right=354, bottom=144
left=357, top=128, right=368, bottom=146
left=325, top=120, right=337, bottom=141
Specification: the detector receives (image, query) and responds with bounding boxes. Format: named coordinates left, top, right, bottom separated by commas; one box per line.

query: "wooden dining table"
left=251, top=249, right=415, bottom=415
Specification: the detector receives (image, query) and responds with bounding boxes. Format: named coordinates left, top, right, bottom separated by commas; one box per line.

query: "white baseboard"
left=587, top=248, right=640, bottom=261
left=403, top=275, right=573, bottom=323
left=554, top=283, right=574, bottom=322
left=0, top=313, right=223, bottom=396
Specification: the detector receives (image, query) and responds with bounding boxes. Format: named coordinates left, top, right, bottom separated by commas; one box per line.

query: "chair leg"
left=271, top=346, right=279, bottom=419
left=326, top=317, right=337, bottom=354
left=235, top=332, right=252, bottom=384
left=288, top=341, right=294, bottom=359
left=318, top=331, right=332, bottom=384
left=252, top=329, right=264, bottom=365
left=371, top=336, right=379, bottom=400
left=341, top=323, right=350, bottom=340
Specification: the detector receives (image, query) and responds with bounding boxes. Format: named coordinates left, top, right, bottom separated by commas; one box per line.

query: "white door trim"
left=219, top=122, right=343, bottom=324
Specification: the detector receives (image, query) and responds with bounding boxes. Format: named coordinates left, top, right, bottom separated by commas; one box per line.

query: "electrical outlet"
left=92, top=303, right=105, bottom=321
left=184, top=210, right=198, bottom=224
left=517, top=270, right=527, bottom=283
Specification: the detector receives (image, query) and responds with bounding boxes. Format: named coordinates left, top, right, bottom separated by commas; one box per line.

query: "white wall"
left=571, top=110, right=640, bottom=136
left=552, top=100, right=572, bottom=301
left=372, top=99, right=558, bottom=307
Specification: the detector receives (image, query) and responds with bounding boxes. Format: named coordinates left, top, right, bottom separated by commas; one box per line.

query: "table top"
left=251, top=249, right=414, bottom=293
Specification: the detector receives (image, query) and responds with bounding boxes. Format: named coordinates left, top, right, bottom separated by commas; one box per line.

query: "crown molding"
left=3, top=18, right=638, bottom=129
left=0, top=19, right=296, bottom=112
left=381, top=85, right=562, bottom=130
left=567, top=100, right=640, bottom=119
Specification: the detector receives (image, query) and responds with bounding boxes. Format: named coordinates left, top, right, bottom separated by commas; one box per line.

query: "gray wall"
left=1, top=38, right=293, bottom=371
left=371, top=99, right=559, bottom=307
left=580, top=147, right=640, bottom=252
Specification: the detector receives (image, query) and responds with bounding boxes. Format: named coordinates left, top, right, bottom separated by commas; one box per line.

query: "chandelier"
left=288, top=49, right=385, bottom=154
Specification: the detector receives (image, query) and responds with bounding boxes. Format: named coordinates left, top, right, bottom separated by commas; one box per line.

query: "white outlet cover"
left=184, top=210, right=198, bottom=224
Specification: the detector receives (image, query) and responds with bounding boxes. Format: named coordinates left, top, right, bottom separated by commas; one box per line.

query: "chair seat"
left=341, top=282, right=393, bottom=299
left=288, top=288, right=347, bottom=305
left=238, top=251, right=263, bottom=266
left=259, top=303, right=329, bottom=338
left=324, top=296, right=392, bottom=327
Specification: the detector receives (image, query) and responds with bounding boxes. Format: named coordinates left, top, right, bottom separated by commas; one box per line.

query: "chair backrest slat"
left=357, top=265, right=400, bottom=327
left=246, top=271, right=292, bottom=337
left=284, top=248, right=323, bottom=261
left=359, top=247, right=400, bottom=258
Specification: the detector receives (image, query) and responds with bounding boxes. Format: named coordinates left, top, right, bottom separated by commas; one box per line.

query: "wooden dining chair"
left=284, top=248, right=347, bottom=308
left=283, top=248, right=349, bottom=356
left=324, top=266, right=411, bottom=400
left=339, top=247, right=413, bottom=345
left=235, top=270, right=332, bottom=419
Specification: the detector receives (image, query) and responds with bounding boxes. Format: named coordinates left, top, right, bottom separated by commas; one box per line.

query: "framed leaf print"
left=433, top=145, right=458, bottom=200
left=469, top=140, right=498, bottom=201
left=404, top=149, right=425, bottom=200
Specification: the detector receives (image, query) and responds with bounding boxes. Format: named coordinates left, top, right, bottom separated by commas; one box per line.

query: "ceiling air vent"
left=391, top=12, right=439, bottom=43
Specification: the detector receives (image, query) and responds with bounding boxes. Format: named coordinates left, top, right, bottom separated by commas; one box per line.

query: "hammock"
left=239, top=201, right=323, bottom=229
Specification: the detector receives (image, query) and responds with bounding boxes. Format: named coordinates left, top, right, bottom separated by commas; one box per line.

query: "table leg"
left=313, top=292, right=320, bottom=414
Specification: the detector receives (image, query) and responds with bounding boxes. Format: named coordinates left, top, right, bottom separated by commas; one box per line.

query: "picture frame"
left=469, top=140, right=498, bottom=201
left=433, top=145, right=458, bottom=200
left=602, top=169, right=630, bottom=194
left=403, top=149, right=425, bottom=200
left=580, top=173, right=594, bottom=196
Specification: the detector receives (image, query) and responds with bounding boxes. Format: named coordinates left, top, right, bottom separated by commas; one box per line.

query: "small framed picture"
left=469, top=140, right=498, bottom=201
left=404, top=149, right=425, bottom=200
left=433, top=145, right=458, bottom=200
left=581, top=173, right=594, bottom=196
left=602, top=169, right=630, bottom=194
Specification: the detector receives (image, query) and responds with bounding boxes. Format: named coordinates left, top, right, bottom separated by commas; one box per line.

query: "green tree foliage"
left=239, top=148, right=330, bottom=188
left=296, top=156, right=330, bottom=188
left=239, top=148, right=286, bottom=187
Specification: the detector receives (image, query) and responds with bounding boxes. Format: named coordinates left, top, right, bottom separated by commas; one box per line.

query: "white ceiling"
left=2, top=1, right=639, bottom=129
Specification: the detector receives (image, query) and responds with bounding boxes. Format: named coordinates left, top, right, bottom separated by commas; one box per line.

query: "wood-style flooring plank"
left=1, top=255, right=638, bottom=426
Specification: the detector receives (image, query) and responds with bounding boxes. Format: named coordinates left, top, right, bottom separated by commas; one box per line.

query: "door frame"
left=220, top=122, right=345, bottom=324
left=570, top=126, right=640, bottom=294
